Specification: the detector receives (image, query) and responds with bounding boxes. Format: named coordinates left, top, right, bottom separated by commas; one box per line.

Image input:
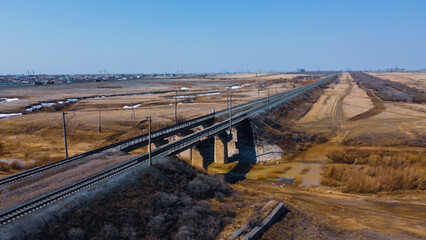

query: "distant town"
left=0, top=73, right=205, bottom=86
left=0, top=66, right=424, bottom=86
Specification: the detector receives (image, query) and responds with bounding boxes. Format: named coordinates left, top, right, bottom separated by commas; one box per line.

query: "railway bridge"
left=0, top=73, right=338, bottom=226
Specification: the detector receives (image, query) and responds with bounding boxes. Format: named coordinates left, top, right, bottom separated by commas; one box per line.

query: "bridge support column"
left=191, top=147, right=206, bottom=169
left=190, top=138, right=214, bottom=169
left=214, top=133, right=231, bottom=164
left=227, top=127, right=239, bottom=158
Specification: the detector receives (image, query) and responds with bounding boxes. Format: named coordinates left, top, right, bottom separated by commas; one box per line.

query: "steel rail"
left=0, top=86, right=296, bottom=186
left=0, top=73, right=336, bottom=226
left=0, top=74, right=334, bottom=186
left=0, top=113, right=215, bottom=186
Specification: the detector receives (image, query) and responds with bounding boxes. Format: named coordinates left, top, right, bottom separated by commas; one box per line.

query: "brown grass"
left=347, top=86, right=385, bottom=121
left=0, top=116, right=165, bottom=173
left=300, top=167, right=310, bottom=175
left=322, top=150, right=425, bottom=193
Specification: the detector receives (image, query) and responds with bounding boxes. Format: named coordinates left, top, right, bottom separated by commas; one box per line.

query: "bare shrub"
left=326, top=150, right=354, bottom=164
left=121, top=224, right=138, bottom=240
left=147, top=215, right=168, bottom=238
left=176, top=201, right=224, bottom=240
left=32, top=159, right=234, bottom=240
left=0, top=142, right=4, bottom=155
left=67, top=228, right=85, bottom=240
left=322, top=152, right=426, bottom=193
left=351, top=72, right=426, bottom=103
left=0, top=161, right=11, bottom=172
left=97, top=223, right=120, bottom=239
left=154, top=192, right=180, bottom=209
left=247, top=214, right=263, bottom=229
left=187, top=174, right=233, bottom=199
left=214, top=192, right=226, bottom=201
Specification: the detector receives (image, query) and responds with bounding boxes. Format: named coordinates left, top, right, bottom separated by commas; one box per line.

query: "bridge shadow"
left=197, top=138, right=214, bottom=169
left=225, top=120, right=257, bottom=184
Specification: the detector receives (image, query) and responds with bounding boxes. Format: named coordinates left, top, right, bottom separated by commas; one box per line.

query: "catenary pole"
left=62, top=112, right=68, bottom=159
left=98, top=107, right=102, bottom=133
left=174, top=90, right=177, bottom=124
left=147, top=116, right=152, bottom=166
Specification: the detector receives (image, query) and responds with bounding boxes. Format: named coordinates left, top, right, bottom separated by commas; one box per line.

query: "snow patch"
left=176, top=95, right=190, bottom=99
left=41, top=103, right=57, bottom=107
left=0, top=113, right=23, bottom=119
left=26, top=105, right=43, bottom=112
left=0, top=98, right=19, bottom=103
left=123, top=104, right=141, bottom=109
left=180, top=87, right=190, bottom=90
left=197, top=92, right=220, bottom=96
left=66, top=99, right=79, bottom=103
left=227, top=84, right=249, bottom=90
left=26, top=99, right=79, bottom=112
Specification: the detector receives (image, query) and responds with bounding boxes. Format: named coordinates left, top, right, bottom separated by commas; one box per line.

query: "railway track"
left=0, top=75, right=332, bottom=187
left=0, top=113, right=215, bottom=186
left=0, top=73, right=337, bottom=226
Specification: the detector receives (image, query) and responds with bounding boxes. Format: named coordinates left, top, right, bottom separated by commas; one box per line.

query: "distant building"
left=387, top=66, right=406, bottom=72
left=296, top=69, right=306, bottom=72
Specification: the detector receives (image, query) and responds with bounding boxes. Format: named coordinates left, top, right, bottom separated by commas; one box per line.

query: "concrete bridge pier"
left=214, top=133, right=231, bottom=164
left=180, top=119, right=255, bottom=169
left=191, top=147, right=205, bottom=169
left=190, top=138, right=214, bottom=169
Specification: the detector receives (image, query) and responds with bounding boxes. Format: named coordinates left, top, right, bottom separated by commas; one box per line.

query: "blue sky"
left=0, top=0, right=425, bottom=74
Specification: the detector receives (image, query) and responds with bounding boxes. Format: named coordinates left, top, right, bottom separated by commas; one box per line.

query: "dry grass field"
left=370, top=72, right=426, bottom=90
left=291, top=72, right=425, bottom=191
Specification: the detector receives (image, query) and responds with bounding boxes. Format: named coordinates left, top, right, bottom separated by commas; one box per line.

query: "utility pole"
left=62, top=112, right=68, bottom=159
left=62, top=112, right=74, bottom=158
left=131, top=102, right=136, bottom=119
left=98, top=107, right=102, bottom=133
left=285, top=84, right=288, bottom=98
left=146, top=116, right=152, bottom=166
left=267, top=88, right=270, bottom=110
left=226, top=91, right=229, bottom=108
left=174, top=90, right=178, bottom=124
left=258, top=85, right=260, bottom=99
left=229, top=93, right=232, bottom=134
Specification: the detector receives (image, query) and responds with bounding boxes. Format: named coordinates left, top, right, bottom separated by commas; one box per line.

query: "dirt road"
left=236, top=180, right=426, bottom=239
left=348, top=84, right=386, bottom=121
left=334, top=78, right=353, bottom=124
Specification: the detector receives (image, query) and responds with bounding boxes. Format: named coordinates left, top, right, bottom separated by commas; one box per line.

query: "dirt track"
left=348, top=81, right=386, bottom=122
left=237, top=180, right=426, bottom=239
left=335, top=80, right=353, bottom=124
